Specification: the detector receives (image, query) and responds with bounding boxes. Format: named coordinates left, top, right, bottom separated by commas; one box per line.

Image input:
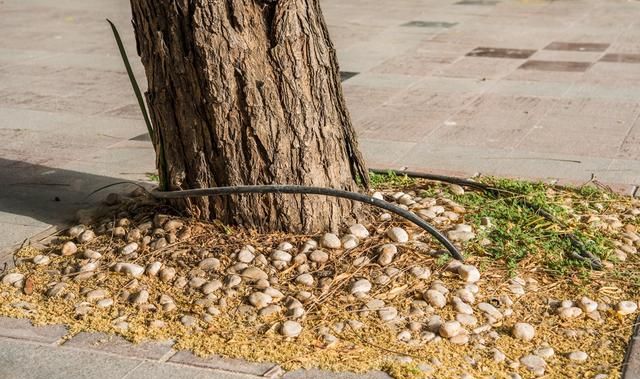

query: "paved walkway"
left=1, top=0, right=640, bottom=377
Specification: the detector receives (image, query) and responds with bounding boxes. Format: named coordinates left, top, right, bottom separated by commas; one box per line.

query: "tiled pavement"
left=1, top=0, right=640, bottom=377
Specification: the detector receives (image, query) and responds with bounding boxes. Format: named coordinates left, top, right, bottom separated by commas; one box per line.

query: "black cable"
left=151, top=185, right=464, bottom=261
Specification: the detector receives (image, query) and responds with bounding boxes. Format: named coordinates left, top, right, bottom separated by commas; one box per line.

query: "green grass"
left=447, top=177, right=613, bottom=276
left=369, top=171, right=416, bottom=188
left=146, top=172, right=160, bottom=183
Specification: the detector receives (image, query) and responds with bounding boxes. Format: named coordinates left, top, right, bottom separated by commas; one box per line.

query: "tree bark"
left=130, top=0, right=369, bottom=233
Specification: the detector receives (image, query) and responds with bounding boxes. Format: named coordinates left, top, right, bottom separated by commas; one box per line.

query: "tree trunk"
left=130, top=0, right=369, bottom=233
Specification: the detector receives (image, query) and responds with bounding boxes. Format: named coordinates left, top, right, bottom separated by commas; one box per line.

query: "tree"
left=129, top=0, right=369, bottom=233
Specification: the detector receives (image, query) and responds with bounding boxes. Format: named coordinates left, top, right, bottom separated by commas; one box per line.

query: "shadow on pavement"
left=0, top=158, right=144, bottom=226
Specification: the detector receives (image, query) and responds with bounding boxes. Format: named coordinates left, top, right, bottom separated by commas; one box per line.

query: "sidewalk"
left=1, top=0, right=639, bottom=377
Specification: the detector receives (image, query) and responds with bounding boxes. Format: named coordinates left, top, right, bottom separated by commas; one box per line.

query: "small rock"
left=77, top=229, right=96, bottom=244
left=453, top=298, right=474, bottom=315
left=83, top=249, right=102, bottom=259
left=158, top=267, right=176, bottom=282
left=295, top=273, right=314, bottom=287
left=201, top=280, right=222, bottom=294
left=378, top=306, right=398, bottom=321
left=456, top=313, right=478, bottom=327
left=425, top=290, right=447, bottom=308
left=46, top=282, right=66, bottom=297
left=512, top=323, right=535, bottom=341
left=377, top=244, right=397, bottom=266
left=225, top=274, right=242, bottom=288
left=198, top=257, right=221, bottom=271
left=350, top=279, right=372, bottom=294
left=188, top=277, right=207, bottom=289
left=68, top=225, right=86, bottom=238
left=2, top=273, right=24, bottom=286
left=458, top=265, right=480, bottom=283
left=320, top=233, right=341, bottom=249
left=309, top=250, right=329, bottom=264
left=616, top=301, right=638, bottom=315
left=61, top=241, right=78, bottom=256
left=578, top=296, right=598, bottom=313
left=349, top=224, right=370, bottom=239
left=120, top=242, right=138, bottom=256
left=439, top=321, right=463, bottom=338
left=249, top=292, right=272, bottom=309
left=410, top=267, right=431, bottom=280
left=181, top=315, right=197, bottom=327
left=387, top=227, right=409, bottom=243
left=96, top=298, right=113, bottom=308
left=32, top=255, right=51, bottom=266
left=270, top=250, right=292, bottom=262
left=534, top=346, right=555, bottom=359
left=397, top=330, right=412, bottom=342
left=237, top=248, right=255, bottom=263
left=449, top=184, right=465, bottom=195
left=86, top=289, right=107, bottom=301
left=241, top=267, right=268, bottom=282
left=558, top=307, right=583, bottom=320
left=113, top=262, right=145, bottom=278
left=492, top=348, right=506, bottom=363
left=130, top=290, right=149, bottom=304
left=520, top=355, right=546, bottom=375
left=341, top=234, right=359, bottom=249
left=478, top=303, right=503, bottom=320
left=259, top=304, right=281, bottom=317
left=149, top=320, right=166, bottom=329
left=146, top=262, right=163, bottom=276
left=281, top=320, right=302, bottom=337
left=567, top=351, right=588, bottom=363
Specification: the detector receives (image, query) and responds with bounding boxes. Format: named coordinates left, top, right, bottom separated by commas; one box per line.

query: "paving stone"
left=0, top=317, right=67, bottom=344
left=168, top=350, right=276, bottom=376
left=126, top=361, right=259, bottom=379
left=63, top=332, right=174, bottom=360
left=283, top=369, right=392, bottom=379
left=0, top=337, right=140, bottom=379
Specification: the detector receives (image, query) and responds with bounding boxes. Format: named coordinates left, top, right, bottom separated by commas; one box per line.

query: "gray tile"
left=126, top=361, right=259, bottom=379
left=283, top=368, right=392, bottom=379
left=622, top=316, right=640, bottom=378
left=455, top=0, right=499, bottom=5
left=0, top=317, right=67, bottom=344
left=600, top=53, right=640, bottom=64
left=168, top=350, right=276, bottom=377
left=63, top=332, right=174, bottom=360
left=466, top=47, right=536, bottom=59
left=0, top=337, right=141, bottom=379
left=519, top=60, right=592, bottom=72
left=544, top=42, right=610, bottom=52
left=401, top=21, right=457, bottom=28
left=340, top=71, right=359, bottom=82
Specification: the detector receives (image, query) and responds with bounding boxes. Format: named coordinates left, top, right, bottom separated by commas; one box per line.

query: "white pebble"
left=249, top=292, right=272, bottom=309
left=350, top=279, right=372, bottom=294
left=439, top=321, right=462, bottom=338
left=424, top=290, right=447, bottom=309
left=512, top=323, right=535, bottom=341
left=348, top=224, right=370, bottom=239
left=568, top=351, right=588, bottom=362
left=145, top=262, right=163, bottom=276
left=616, top=301, right=638, bottom=315
left=280, top=320, right=302, bottom=337
left=320, top=233, right=341, bottom=249
left=387, top=227, right=409, bottom=243
left=458, top=265, right=480, bottom=283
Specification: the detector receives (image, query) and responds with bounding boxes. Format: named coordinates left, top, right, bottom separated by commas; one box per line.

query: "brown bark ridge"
left=130, top=0, right=369, bottom=233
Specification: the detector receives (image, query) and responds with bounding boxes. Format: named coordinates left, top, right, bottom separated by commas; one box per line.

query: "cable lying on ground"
left=151, top=185, right=464, bottom=261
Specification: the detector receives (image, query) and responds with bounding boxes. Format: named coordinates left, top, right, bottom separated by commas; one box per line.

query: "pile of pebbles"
left=1, top=185, right=638, bottom=378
